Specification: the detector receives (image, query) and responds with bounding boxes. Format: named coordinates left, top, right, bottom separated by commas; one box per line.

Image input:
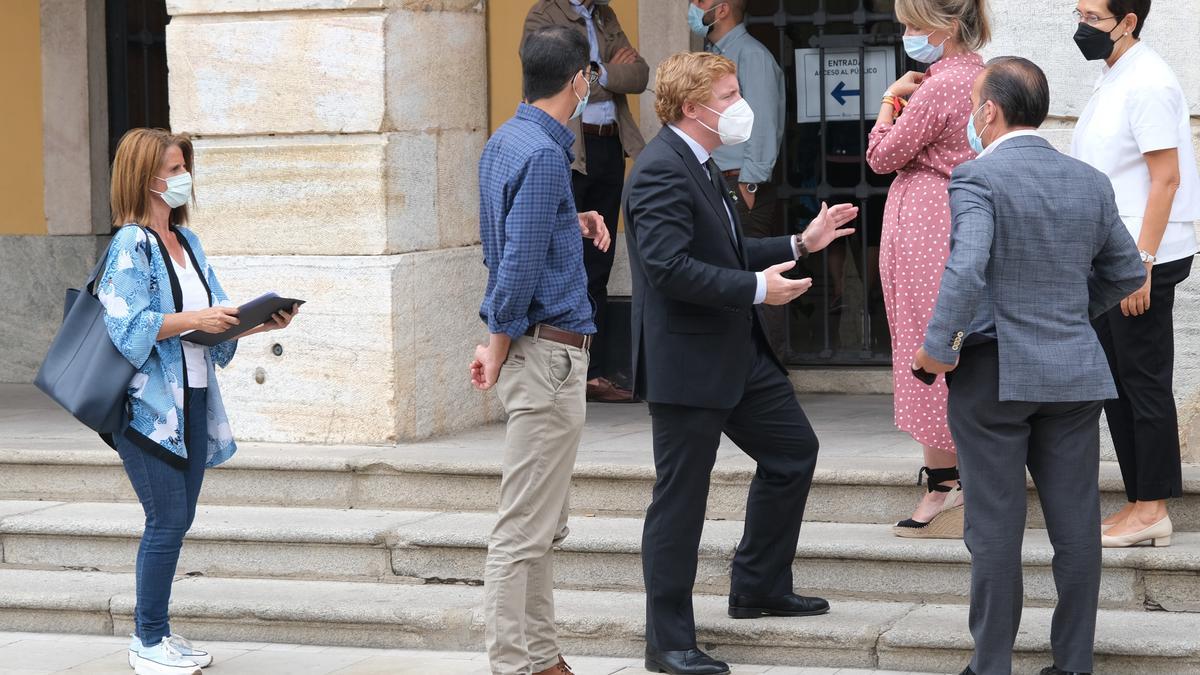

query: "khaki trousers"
left=484, top=334, right=588, bottom=675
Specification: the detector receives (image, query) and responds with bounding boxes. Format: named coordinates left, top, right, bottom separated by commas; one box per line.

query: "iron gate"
left=745, top=0, right=914, bottom=366
left=106, top=0, right=171, bottom=163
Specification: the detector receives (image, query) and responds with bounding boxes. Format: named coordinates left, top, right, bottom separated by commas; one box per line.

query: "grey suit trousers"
left=948, top=342, right=1103, bottom=675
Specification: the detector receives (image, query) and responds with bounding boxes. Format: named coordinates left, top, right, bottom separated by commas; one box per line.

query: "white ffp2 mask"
left=697, top=99, right=754, bottom=146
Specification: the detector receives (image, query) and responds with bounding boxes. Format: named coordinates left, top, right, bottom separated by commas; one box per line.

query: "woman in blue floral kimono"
left=99, top=128, right=299, bottom=675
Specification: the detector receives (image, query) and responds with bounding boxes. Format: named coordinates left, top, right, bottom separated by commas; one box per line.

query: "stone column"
left=984, top=0, right=1200, bottom=462
left=606, top=0, right=693, bottom=299
left=165, top=0, right=503, bottom=444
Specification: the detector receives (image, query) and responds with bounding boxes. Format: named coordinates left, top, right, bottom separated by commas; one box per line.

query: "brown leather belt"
left=580, top=122, right=618, bottom=137
left=721, top=169, right=741, bottom=179
left=525, top=324, right=592, bottom=350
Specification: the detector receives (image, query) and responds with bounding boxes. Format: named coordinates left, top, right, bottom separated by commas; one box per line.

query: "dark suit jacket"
left=623, top=126, right=797, bottom=409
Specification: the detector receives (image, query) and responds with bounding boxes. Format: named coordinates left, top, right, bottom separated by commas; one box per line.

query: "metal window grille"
left=746, top=0, right=914, bottom=366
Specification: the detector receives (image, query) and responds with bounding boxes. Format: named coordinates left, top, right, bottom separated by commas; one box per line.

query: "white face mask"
left=695, top=98, right=754, bottom=145
left=151, top=172, right=192, bottom=209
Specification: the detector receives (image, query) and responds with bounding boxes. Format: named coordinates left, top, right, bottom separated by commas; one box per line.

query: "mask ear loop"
left=149, top=175, right=168, bottom=198
left=975, top=102, right=992, bottom=145
left=694, top=101, right=730, bottom=138
left=572, top=71, right=586, bottom=105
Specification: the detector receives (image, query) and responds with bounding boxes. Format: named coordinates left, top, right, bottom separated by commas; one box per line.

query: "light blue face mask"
left=151, top=172, right=192, bottom=209
left=966, top=102, right=989, bottom=155
left=688, top=3, right=723, bottom=38
left=570, top=71, right=590, bottom=121
left=903, top=32, right=949, bottom=63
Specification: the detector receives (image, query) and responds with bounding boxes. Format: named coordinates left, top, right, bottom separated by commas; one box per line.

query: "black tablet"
left=181, top=293, right=304, bottom=346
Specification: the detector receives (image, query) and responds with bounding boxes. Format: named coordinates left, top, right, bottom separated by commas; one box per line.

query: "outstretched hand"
left=761, top=260, right=813, bottom=306
left=801, top=202, right=858, bottom=253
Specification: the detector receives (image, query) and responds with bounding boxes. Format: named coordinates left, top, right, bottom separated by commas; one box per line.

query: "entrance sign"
left=794, top=47, right=897, bottom=124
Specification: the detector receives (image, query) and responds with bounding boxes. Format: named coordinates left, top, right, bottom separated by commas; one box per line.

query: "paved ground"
left=0, top=384, right=922, bottom=473
left=0, top=632, right=939, bottom=675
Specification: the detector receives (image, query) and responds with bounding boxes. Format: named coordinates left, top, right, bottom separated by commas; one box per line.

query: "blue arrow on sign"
left=831, top=81, right=861, bottom=106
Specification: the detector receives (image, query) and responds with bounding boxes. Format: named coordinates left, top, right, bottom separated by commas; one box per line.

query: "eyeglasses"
left=584, top=61, right=601, bottom=86
left=1073, top=8, right=1117, bottom=26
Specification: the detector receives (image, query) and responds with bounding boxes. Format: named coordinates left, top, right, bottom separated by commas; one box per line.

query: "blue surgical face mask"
left=966, top=103, right=989, bottom=155
left=570, top=71, right=589, bottom=121
left=151, top=172, right=192, bottom=209
left=903, top=32, right=949, bottom=63
left=688, top=3, right=721, bottom=38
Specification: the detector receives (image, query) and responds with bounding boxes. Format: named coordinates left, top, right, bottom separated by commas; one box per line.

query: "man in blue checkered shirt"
left=470, top=25, right=610, bottom=675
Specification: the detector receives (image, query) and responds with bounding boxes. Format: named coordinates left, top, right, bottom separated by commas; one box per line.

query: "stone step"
left=0, top=569, right=1195, bottom=673
left=3, top=445, right=1197, bottom=530
left=2, top=501, right=1196, bottom=612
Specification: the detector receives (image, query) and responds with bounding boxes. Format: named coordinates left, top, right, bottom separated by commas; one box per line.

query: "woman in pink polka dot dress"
left=867, top=0, right=990, bottom=539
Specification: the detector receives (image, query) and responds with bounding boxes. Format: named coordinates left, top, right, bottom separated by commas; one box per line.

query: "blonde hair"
left=895, top=0, right=991, bottom=52
left=110, top=128, right=194, bottom=228
left=653, top=51, right=737, bottom=125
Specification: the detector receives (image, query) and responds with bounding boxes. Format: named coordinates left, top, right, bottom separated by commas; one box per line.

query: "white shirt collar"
left=668, top=124, right=711, bottom=165
left=977, top=129, right=1041, bottom=159
left=1101, top=41, right=1145, bottom=78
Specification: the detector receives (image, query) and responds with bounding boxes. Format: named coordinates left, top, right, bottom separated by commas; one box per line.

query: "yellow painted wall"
left=488, top=0, right=640, bottom=134
left=0, top=0, right=46, bottom=235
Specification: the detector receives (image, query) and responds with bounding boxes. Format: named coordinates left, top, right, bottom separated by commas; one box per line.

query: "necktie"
left=704, top=159, right=741, bottom=252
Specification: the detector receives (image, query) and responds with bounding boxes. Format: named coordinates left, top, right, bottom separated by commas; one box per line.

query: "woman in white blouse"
left=1070, top=0, right=1200, bottom=549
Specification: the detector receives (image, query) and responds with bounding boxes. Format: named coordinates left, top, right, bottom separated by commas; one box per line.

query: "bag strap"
left=86, top=225, right=153, bottom=297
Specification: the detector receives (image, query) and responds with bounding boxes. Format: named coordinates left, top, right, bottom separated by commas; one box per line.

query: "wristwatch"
left=1140, top=250, right=1157, bottom=264
left=744, top=183, right=759, bottom=194
left=793, top=233, right=810, bottom=259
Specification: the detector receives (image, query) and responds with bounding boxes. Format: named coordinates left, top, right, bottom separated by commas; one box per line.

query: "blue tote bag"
left=34, top=240, right=139, bottom=434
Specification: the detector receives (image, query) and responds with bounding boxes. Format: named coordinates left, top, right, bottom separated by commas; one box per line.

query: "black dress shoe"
left=960, top=668, right=976, bottom=675
left=644, top=648, right=730, bottom=675
left=727, top=592, right=830, bottom=619
left=1040, top=667, right=1090, bottom=675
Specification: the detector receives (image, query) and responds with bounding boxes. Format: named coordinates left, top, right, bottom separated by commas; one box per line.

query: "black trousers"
left=571, top=133, right=624, bottom=381
left=641, top=336, right=819, bottom=650
left=949, top=342, right=1103, bottom=675
left=1093, top=255, right=1192, bottom=502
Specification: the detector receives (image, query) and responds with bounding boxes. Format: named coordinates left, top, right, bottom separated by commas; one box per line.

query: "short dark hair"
left=1106, top=0, right=1151, bottom=39
left=726, top=0, right=748, bottom=22
left=981, top=56, right=1050, bottom=129
left=520, top=26, right=589, bottom=103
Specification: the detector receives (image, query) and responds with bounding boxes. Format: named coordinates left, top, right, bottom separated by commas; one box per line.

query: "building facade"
left=2, top=0, right=1199, bottom=459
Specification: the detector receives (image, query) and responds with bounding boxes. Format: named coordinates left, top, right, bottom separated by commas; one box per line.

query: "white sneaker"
left=165, top=634, right=212, bottom=668
left=127, top=636, right=203, bottom=675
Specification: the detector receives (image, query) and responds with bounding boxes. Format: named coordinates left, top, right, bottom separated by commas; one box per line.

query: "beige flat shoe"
left=1101, top=515, right=1172, bottom=548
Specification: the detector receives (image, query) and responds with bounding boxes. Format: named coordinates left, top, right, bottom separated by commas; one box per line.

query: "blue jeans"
left=116, top=387, right=208, bottom=648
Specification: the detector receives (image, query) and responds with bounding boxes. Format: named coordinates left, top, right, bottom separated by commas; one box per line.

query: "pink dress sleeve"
left=867, top=92, right=951, bottom=175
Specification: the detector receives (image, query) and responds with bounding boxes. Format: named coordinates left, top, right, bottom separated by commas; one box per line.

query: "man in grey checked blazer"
left=913, top=58, right=1145, bottom=675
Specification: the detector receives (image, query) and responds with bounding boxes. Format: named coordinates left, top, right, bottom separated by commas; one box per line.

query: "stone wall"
left=0, top=236, right=100, bottom=383
left=165, top=0, right=501, bottom=445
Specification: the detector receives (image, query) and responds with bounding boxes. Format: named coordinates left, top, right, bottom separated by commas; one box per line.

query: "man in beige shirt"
left=523, top=0, right=648, bottom=403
